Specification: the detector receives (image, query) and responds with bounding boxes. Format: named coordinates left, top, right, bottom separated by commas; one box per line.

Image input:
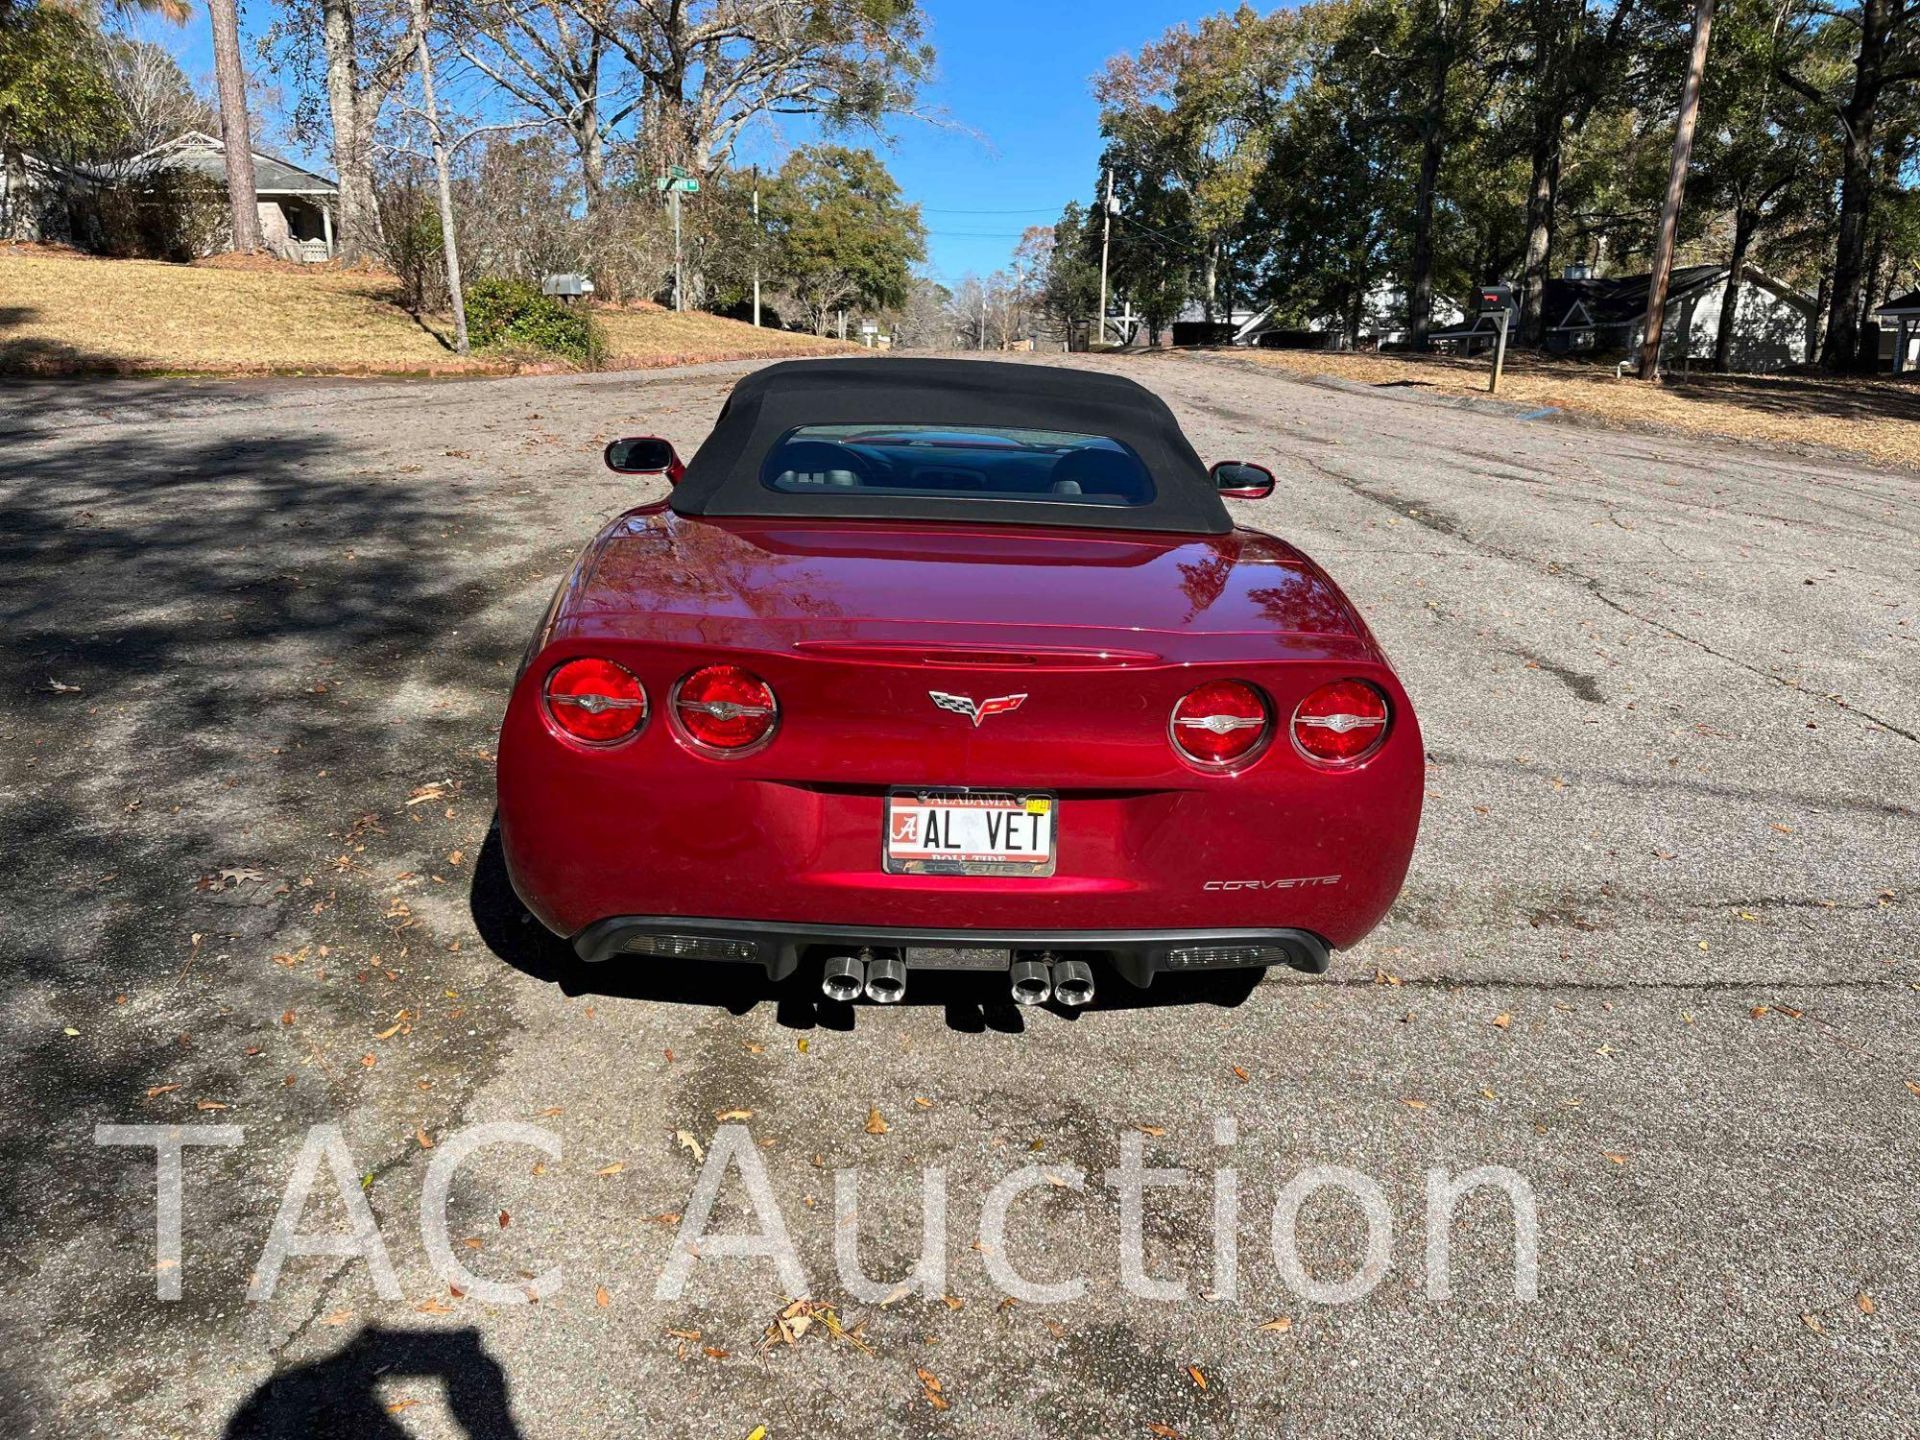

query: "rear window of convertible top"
left=759, top=424, right=1156, bottom=507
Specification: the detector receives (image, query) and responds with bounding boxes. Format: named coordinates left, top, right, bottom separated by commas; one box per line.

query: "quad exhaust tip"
left=1009, top=958, right=1052, bottom=1007
left=1050, top=958, right=1095, bottom=1007
left=863, top=953, right=907, bottom=1004
left=820, top=954, right=866, bottom=1003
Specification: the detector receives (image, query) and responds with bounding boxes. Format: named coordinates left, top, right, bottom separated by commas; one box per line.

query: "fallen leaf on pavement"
left=595, top=1162, right=625, bottom=1177
left=1604, top=1152, right=1629, bottom=1165
left=1256, top=1316, right=1293, bottom=1333
left=865, top=1108, right=890, bottom=1135
left=716, top=1108, right=753, bottom=1121
left=145, top=1084, right=180, bottom=1098
left=1231, top=1066, right=1249, bottom=1083
left=1801, top=1312, right=1824, bottom=1335
left=917, top=1367, right=949, bottom=1411
left=1858, top=1292, right=1875, bottom=1315
left=1491, top=1013, right=1512, bottom=1029
left=1187, top=1364, right=1207, bottom=1390
left=675, top=1130, right=705, bottom=1163
left=595, top=1285, right=611, bottom=1308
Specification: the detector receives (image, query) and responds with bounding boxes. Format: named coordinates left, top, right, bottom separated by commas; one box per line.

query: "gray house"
left=131, top=132, right=340, bottom=261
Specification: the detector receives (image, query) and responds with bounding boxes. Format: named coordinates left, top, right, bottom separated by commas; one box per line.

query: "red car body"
left=496, top=361, right=1421, bottom=1002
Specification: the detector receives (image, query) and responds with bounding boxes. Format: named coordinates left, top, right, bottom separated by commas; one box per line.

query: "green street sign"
left=656, top=176, right=700, bottom=193
left=669, top=165, right=692, bottom=179
left=678, top=178, right=700, bottom=193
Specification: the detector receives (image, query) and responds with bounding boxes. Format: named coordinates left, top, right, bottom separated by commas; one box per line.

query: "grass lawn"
left=0, top=247, right=851, bottom=377
left=1230, top=345, right=1920, bottom=471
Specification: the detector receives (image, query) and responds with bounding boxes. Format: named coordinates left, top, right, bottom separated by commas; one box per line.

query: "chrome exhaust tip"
left=1009, top=958, right=1052, bottom=1007
left=863, top=954, right=908, bottom=1004
left=1050, top=959, right=1095, bottom=1007
left=821, top=954, right=866, bottom=1003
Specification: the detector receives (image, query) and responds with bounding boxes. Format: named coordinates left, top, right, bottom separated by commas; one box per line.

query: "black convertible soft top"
left=669, top=358, right=1233, bottom=535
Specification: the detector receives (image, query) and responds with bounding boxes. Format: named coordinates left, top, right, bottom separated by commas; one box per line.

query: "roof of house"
left=1545, top=264, right=1727, bottom=328
left=132, top=131, right=338, bottom=195
left=1876, top=289, right=1920, bottom=316
left=1545, top=264, right=1818, bottom=329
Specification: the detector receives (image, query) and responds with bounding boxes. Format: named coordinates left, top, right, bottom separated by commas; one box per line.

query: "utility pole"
left=1638, top=0, right=1716, bottom=380
left=979, top=284, right=988, bottom=351
left=1095, top=167, right=1115, bottom=349
left=751, top=164, right=761, bottom=328
left=410, top=0, right=466, bottom=354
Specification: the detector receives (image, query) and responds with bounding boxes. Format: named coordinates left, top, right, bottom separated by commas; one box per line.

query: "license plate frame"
left=883, top=789, right=1057, bottom=877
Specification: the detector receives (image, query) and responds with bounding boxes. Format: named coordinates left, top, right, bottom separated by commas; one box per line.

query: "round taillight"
left=544, top=658, right=647, bottom=744
left=672, top=664, right=778, bottom=754
left=1291, top=679, right=1390, bottom=764
left=1170, top=680, right=1271, bottom=769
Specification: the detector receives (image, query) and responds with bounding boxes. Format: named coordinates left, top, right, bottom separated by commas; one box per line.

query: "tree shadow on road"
left=469, top=820, right=1264, bottom=1031
left=223, top=1326, right=524, bottom=1440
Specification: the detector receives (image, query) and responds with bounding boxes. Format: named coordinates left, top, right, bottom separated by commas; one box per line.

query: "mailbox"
left=541, top=273, right=595, bottom=299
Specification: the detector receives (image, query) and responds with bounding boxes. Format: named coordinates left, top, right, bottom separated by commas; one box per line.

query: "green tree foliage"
left=1078, top=0, right=1920, bottom=371
left=764, top=143, right=925, bottom=333
left=0, top=4, right=127, bottom=166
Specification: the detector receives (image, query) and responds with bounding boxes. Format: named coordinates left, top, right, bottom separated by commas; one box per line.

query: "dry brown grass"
left=1230, top=346, right=1920, bottom=470
left=0, top=247, right=853, bottom=377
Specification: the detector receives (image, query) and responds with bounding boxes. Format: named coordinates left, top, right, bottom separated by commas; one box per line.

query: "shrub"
left=463, top=276, right=604, bottom=366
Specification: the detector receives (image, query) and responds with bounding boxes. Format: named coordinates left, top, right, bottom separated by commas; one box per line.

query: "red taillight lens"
left=672, top=664, right=778, bottom=754
left=544, top=658, right=646, bottom=744
left=1170, top=680, right=1271, bottom=768
left=1291, top=679, right=1390, bottom=764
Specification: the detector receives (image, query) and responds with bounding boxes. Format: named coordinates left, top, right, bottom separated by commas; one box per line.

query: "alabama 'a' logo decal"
left=928, top=691, right=1028, bottom=727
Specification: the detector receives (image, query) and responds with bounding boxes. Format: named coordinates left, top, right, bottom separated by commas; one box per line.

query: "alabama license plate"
left=884, top=790, right=1056, bottom=876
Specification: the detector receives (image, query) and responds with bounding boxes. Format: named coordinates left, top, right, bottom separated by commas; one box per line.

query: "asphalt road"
left=1, top=352, right=1915, bottom=1439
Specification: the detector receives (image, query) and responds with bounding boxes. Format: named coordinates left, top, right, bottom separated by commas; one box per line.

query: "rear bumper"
left=571, top=914, right=1330, bottom=988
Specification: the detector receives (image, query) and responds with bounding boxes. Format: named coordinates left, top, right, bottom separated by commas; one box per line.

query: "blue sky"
left=153, top=0, right=1207, bottom=284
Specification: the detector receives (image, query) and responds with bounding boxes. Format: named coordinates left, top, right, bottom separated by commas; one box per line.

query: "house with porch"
left=130, top=132, right=339, bottom=261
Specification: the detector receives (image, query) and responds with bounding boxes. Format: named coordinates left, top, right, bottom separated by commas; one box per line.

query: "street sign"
left=669, top=164, right=691, bottom=179
left=656, top=176, right=700, bottom=193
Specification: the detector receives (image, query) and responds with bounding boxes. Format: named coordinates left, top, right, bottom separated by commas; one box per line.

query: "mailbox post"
left=1480, top=283, right=1513, bottom=394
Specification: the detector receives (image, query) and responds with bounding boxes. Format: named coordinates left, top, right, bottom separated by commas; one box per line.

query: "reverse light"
left=1170, top=680, right=1271, bottom=769
left=672, top=664, right=779, bottom=754
left=1291, top=679, right=1390, bottom=764
left=544, top=658, right=646, bottom=744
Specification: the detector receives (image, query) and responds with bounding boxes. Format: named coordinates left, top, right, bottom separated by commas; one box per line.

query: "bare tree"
left=410, top=0, right=468, bottom=352
left=101, top=40, right=217, bottom=155
left=207, top=0, right=262, bottom=249
left=453, top=0, right=634, bottom=210
left=317, top=0, right=415, bottom=259
left=585, top=0, right=932, bottom=173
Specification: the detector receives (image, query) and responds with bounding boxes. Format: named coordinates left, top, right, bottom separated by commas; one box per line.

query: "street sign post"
left=656, top=172, right=700, bottom=311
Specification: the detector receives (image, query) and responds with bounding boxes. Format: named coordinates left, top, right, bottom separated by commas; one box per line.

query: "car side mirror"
left=605, top=435, right=684, bottom=483
left=1210, top=461, right=1275, bottom=499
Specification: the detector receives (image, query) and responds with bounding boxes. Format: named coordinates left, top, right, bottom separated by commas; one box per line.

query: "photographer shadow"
left=223, top=1326, right=523, bottom=1440
left=469, top=819, right=1263, bottom=1031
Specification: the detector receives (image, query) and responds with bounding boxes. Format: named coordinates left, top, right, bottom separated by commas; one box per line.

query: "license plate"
left=906, top=946, right=1012, bottom=970
left=884, top=790, right=1056, bottom=876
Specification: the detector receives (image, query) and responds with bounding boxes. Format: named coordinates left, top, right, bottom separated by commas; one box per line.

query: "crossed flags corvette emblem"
left=929, top=691, right=1028, bottom=726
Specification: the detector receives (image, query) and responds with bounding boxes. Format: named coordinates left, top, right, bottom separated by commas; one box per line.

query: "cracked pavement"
left=1, top=352, right=1915, bottom=1437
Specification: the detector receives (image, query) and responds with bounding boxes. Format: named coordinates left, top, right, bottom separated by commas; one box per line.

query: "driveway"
left=1, top=353, right=1915, bottom=1437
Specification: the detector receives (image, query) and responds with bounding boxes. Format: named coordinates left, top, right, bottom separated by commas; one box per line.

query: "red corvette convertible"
left=497, top=359, right=1420, bottom=1007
